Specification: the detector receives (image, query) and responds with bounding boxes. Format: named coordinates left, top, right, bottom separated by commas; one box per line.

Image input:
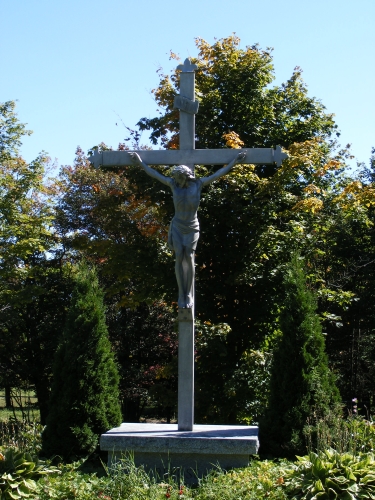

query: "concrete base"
left=100, top=423, right=259, bottom=483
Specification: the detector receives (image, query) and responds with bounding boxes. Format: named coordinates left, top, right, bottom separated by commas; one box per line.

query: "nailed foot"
left=185, top=294, right=194, bottom=309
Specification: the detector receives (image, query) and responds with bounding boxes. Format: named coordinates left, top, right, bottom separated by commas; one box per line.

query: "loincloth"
left=168, top=217, right=200, bottom=251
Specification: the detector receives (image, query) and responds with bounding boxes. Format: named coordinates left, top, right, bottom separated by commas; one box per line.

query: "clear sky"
left=2, top=0, right=374, bottom=171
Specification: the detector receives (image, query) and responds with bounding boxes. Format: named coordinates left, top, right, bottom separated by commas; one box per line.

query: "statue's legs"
left=175, top=252, right=186, bottom=308
left=184, top=249, right=195, bottom=309
left=175, top=247, right=195, bottom=309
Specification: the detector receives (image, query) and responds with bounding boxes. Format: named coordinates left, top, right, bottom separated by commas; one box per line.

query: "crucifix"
left=90, top=58, right=287, bottom=431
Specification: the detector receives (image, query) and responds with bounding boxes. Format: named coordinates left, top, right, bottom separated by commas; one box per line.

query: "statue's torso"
left=171, top=179, right=202, bottom=222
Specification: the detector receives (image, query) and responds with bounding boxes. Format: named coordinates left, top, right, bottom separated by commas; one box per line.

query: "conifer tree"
left=42, top=264, right=122, bottom=459
left=259, top=255, right=340, bottom=458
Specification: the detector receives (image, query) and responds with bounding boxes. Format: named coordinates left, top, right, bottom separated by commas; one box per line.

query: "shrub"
left=259, top=255, right=340, bottom=458
left=42, top=264, right=122, bottom=460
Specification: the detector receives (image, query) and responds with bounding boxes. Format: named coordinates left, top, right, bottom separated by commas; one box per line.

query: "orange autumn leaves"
left=90, top=181, right=165, bottom=239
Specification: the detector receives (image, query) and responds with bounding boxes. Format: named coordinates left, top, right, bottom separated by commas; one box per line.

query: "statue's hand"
left=129, top=152, right=142, bottom=165
left=236, top=151, right=247, bottom=163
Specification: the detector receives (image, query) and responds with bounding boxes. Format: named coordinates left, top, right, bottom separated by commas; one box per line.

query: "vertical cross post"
left=175, top=58, right=198, bottom=172
left=174, top=58, right=199, bottom=431
left=177, top=308, right=194, bottom=430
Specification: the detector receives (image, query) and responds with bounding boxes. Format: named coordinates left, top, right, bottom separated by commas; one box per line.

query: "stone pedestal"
left=100, top=423, right=259, bottom=484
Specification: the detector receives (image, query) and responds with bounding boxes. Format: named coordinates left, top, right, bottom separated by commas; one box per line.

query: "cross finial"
left=177, top=58, right=197, bottom=73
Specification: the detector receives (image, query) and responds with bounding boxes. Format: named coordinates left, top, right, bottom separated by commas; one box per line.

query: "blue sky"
left=2, top=0, right=374, bottom=171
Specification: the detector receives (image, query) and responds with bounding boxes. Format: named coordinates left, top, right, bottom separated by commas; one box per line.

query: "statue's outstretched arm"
left=201, top=151, right=246, bottom=187
left=129, top=152, right=172, bottom=187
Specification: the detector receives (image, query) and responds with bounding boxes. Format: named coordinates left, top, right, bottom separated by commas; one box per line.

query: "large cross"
left=90, top=58, right=287, bottom=431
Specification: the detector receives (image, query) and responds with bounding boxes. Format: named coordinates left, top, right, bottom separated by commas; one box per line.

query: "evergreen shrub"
left=42, top=264, right=121, bottom=459
left=260, top=255, right=340, bottom=458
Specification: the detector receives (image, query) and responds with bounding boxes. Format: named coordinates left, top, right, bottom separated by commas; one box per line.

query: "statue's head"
left=172, top=165, right=194, bottom=179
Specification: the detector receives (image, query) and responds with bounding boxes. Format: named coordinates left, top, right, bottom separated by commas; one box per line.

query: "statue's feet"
left=185, top=294, right=194, bottom=309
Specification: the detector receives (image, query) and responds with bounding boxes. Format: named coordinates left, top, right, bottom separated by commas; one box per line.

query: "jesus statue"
left=130, top=151, right=246, bottom=309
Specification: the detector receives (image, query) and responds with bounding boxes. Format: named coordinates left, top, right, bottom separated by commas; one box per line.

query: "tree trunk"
left=5, top=385, right=12, bottom=408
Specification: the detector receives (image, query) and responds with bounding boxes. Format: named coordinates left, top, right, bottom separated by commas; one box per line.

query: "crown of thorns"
left=172, top=165, right=194, bottom=177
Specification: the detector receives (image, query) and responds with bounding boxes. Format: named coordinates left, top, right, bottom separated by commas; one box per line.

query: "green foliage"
left=304, top=413, right=375, bottom=456
left=0, top=421, right=43, bottom=456
left=84, top=454, right=288, bottom=500
left=106, top=301, right=178, bottom=422
left=0, top=261, right=75, bottom=424
left=131, top=36, right=352, bottom=422
left=0, top=101, right=54, bottom=279
left=195, top=320, right=272, bottom=424
left=0, top=448, right=57, bottom=500
left=29, top=36, right=375, bottom=422
left=283, top=449, right=375, bottom=499
left=194, top=320, right=231, bottom=422
left=0, top=101, right=32, bottom=159
left=192, top=460, right=288, bottom=499
left=260, top=255, right=340, bottom=457
left=224, top=349, right=273, bottom=425
left=0, top=101, right=70, bottom=424
left=42, top=264, right=122, bottom=460
left=56, top=148, right=174, bottom=309
left=36, top=462, right=104, bottom=500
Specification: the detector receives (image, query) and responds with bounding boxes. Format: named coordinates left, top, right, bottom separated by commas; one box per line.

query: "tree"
left=138, top=36, right=337, bottom=152
left=0, top=101, right=66, bottom=423
left=259, top=255, right=340, bottom=458
left=42, top=264, right=121, bottom=459
left=135, top=36, right=344, bottom=422
left=0, top=257, right=74, bottom=423
left=55, top=146, right=174, bottom=308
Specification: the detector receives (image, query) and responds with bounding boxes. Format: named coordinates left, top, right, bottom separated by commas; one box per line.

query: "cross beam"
left=89, top=146, right=287, bottom=169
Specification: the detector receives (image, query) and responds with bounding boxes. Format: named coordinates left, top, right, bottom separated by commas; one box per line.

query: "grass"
left=0, top=389, right=38, bottom=406
left=0, top=389, right=40, bottom=423
left=0, top=407, right=40, bottom=422
left=35, top=456, right=289, bottom=499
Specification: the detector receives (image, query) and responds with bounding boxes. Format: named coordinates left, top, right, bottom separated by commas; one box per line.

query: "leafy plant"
left=283, top=448, right=375, bottom=499
left=0, top=448, right=57, bottom=499
left=36, top=465, right=104, bottom=500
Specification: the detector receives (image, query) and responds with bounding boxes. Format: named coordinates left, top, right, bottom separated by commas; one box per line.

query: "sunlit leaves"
left=139, top=35, right=337, bottom=153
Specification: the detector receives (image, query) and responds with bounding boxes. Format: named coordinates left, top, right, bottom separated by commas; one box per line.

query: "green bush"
left=283, top=448, right=375, bottom=499
left=259, top=255, right=340, bottom=457
left=42, top=264, right=122, bottom=460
